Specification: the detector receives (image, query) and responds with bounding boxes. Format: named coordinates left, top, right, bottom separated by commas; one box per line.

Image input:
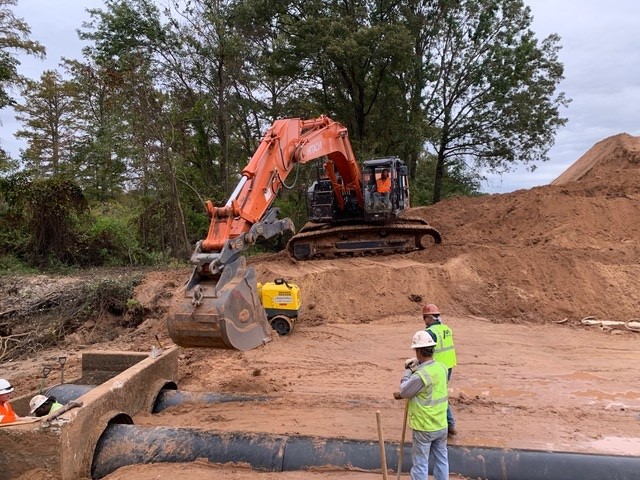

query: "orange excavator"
left=167, top=116, right=441, bottom=351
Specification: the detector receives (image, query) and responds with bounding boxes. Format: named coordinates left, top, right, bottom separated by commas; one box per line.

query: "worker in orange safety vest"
left=0, top=378, right=18, bottom=424
left=375, top=169, right=391, bottom=194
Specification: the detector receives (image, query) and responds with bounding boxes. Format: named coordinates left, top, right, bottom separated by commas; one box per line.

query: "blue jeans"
left=447, top=369, right=455, bottom=428
left=411, top=427, right=449, bottom=480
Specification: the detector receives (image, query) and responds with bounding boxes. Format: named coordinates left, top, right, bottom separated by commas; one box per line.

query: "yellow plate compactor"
left=257, top=278, right=301, bottom=336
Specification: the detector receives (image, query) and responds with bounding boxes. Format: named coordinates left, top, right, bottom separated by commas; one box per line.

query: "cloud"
left=480, top=0, right=640, bottom=193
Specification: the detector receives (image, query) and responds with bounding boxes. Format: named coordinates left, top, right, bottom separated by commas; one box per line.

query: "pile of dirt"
left=551, top=133, right=640, bottom=185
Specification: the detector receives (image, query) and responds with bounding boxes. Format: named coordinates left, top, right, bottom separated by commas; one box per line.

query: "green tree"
left=0, top=0, right=45, bottom=108
left=424, top=0, right=569, bottom=203
left=80, top=0, right=252, bottom=197
left=20, top=176, right=86, bottom=267
left=63, top=59, right=128, bottom=201
left=77, top=1, right=205, bottom=257
left=14, top=70, right=80, bottom=178
left=0, top=0, right=45, bottom=161
left=261, top=0, right=418, bottom=156
left=411, top=154, right=483, bottom=205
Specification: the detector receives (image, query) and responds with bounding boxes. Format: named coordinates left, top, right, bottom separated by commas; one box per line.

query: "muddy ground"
left=2, top=133, right=640, bottom=479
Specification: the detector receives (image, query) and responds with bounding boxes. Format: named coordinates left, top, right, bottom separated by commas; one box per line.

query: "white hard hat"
left=0, top=379, right=14, bottom=394
left=411, top=330, right=436, bottom=349
left=29, top=394, right=49, bottom=414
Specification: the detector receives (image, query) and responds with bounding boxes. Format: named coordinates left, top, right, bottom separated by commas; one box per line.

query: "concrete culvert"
left=91, top=424, right=640, bottom=480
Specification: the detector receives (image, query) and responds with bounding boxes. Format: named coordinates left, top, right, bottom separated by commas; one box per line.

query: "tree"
left=265, top=0, right=418, bottom=156
left=63, top=59, right=129, bottom=201
left=0, top=0, right=45, bottom=159
left=423, top=0, right=569, bottom=203
left=0, top=175, right=87, bottom=267
left=0, top=0, right=45, bottom=108
left=14, top=70, right=80, bottom=178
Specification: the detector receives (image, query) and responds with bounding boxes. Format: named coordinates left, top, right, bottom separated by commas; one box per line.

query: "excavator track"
left=286, top=217, right=442, bottom=260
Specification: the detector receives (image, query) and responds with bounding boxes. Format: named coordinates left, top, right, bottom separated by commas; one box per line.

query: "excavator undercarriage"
left=286, top=218, right=442, bottom=260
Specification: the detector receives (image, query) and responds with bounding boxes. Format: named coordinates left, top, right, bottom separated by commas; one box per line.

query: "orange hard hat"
left=422, top=304, right=440, bottom=315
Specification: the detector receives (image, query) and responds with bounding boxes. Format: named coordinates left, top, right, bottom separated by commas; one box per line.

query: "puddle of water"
left=571, top=389, right=640, bottom=405
left=589, top=436, right=640, bottom=456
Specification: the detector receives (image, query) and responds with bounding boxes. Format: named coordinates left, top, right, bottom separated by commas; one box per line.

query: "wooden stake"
left=397, top=399, right=409, bottom=479
left=376, top=410, right=389, bottom=480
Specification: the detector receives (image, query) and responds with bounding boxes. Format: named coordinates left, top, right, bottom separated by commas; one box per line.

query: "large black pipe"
left=43, top=384, right=264, bottom=413
left=152, top=390, right=267, bottom=413
left=45, top=384, right=97, bottom=404
left=91, top=424, right=640, bottom=480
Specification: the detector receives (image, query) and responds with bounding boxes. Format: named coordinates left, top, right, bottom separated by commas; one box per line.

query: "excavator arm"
left=191, top=115, right=363, bottom=274
left=169, top=116, right=363, bottom=350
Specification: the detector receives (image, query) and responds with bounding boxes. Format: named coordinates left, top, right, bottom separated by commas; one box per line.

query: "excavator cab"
left=362, top=158, right=410, bottom=222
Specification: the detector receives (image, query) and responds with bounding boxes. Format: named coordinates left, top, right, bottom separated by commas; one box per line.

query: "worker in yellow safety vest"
left=397, top=330, right=450, bottom=480
left=422, top=303, right=458, bottom=436
left=29, top=394, right=63, bottom=417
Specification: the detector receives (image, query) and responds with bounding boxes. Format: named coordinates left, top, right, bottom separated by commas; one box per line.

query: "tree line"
left=0, top=0, right=568, bottom=270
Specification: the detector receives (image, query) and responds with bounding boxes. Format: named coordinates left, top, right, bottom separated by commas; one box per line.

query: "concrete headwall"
left=0, top=346, right=179, bottom=480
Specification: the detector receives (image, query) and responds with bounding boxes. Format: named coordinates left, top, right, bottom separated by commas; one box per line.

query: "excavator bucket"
left=167, top=256, right=274, bottom=351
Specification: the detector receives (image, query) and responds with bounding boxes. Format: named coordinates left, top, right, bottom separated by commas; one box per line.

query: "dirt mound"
left=551, top=133, right=640, bottom=185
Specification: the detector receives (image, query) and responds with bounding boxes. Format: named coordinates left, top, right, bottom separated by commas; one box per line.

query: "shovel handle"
left=376, top=410, right=389, bottom=480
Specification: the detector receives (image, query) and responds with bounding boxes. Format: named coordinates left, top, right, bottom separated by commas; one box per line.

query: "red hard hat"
left=422, top=304, right=440, bottom=315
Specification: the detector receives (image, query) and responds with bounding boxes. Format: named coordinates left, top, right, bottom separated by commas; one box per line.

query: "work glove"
left=404, top=358, right=418, bottom=370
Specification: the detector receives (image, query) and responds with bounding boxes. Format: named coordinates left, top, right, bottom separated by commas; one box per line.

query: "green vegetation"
left=0, top=0, right=568, bottom=270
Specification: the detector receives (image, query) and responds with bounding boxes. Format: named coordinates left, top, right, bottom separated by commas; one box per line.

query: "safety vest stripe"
left=435, top=345, right=455, bottom=353
left=413, top=396, right=448, bottom=407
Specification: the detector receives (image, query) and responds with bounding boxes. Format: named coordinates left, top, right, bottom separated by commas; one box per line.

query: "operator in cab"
left=373, top=169, right=392, bottom=208
left=376, top=169, right=391, bottom=195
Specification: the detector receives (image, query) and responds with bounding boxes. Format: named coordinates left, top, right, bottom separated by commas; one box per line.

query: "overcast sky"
left=2, top=0, right=639, bottom=193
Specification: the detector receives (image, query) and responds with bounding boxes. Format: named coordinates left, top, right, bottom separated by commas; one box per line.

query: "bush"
left=77, top=202, right=148, bottom=266
left=0, top=254, right=37, bottom=274
left=0, top=274, right=143, bottom=360
left=82, top=275, right=142, bottom=317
